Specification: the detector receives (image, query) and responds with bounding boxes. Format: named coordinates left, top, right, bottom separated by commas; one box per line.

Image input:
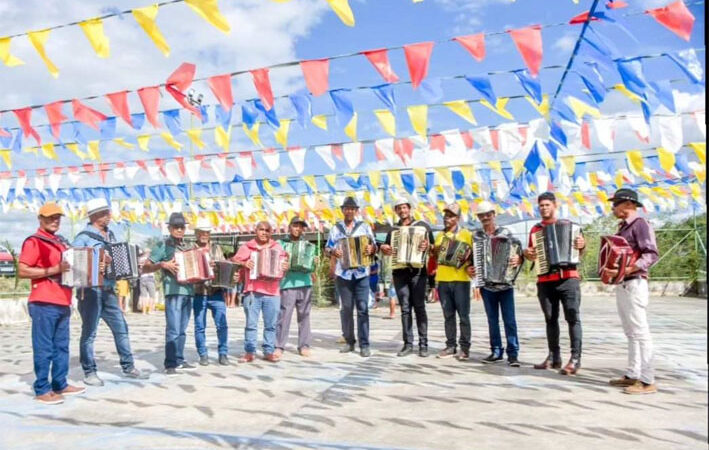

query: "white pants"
left=615, top=278, right=654, bottom=384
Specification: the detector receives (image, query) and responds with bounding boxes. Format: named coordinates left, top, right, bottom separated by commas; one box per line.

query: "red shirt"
left=233, top=239, right=287, bottom=297
left=19, top=228, right=72, bottom=306
left=528, top=219, right=579, bottom=283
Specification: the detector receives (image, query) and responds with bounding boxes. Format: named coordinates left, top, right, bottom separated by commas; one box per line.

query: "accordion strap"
left=336, top=221, right=364, bottom=238
left=76, top=229, right=116, bottom=247
left=24, top=233, right=70, bottom=251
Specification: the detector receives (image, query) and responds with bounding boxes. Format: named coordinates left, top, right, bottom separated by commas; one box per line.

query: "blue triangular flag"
left=616, top=58, right=648, bottom=98
left=215, top=105, right=232, bottom=129
left=162, top=109, right=183, bottom=136
left=329, top=89, right=354, bottom=125
left=524, top=141, right=542, bottom=174
left=401, top=173, right=415, bottom=194
left=99, top=117, right=116, bottom=140
left=419, top=78, right=443, bottom=103
left=253, top=99, right=280, bottom=129
left=513, top=69, right=542, bottom=104
left=372, top=84, right=396, bottom=111
left=667, top=49, right=704, bottom=84
left=290, top=91, right=312, bottom=128
left=130, top=113, right=145, bottom=130
left=465, top=75, right=496, bottom=104
left=550, top=121, right=567, bottom=147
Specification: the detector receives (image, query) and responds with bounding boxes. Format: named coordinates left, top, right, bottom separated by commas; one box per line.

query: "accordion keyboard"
left=472, top=239, right=485, bottom=287
left=533, top=230, right=549, bottom=276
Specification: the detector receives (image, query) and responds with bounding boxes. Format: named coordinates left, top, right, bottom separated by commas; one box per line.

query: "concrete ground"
left=0, top=295, right=706, bottom=450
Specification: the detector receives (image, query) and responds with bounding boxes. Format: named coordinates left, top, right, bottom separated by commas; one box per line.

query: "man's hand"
left=314, top=256, right=320, bottom=265
left=58, top=260, right=71, bottom=273
left=466, top=266, right=476, bottom=278
left=380, top=244, right=393, bottom=256
left=626, top=264, right=639, bottom=275
left=418, top=240, right=429, bottom=252
left=160, top=259, right=179, bottom=276
left=509, top=255, right=521, bottom=267
left=574, top=235, right=585, bottom=250
left=104, top=254, right=113, bottom=265
left=523, top=247, right=536, bottom=261
left=245, top=260, right=255, bottom=271
left=366, top=244, right=376, bottom=256
left=99, top=260, right=107, bottom=274
left=281, top=260, right=290, bottom=272
left=602, top=267, right=619, bottom=278
left=332, top=248, right=343, bottom=259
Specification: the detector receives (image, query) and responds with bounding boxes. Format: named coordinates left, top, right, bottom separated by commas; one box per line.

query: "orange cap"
left=38, top=202, right=64, bottom=217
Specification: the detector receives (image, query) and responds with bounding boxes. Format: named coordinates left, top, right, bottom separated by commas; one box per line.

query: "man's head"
left=609, top=188, right=642, bottom=220
left=194, top=218, right=212, bottom=246
left=38, top=202, right=64, bottom=234
left=288, top=216, right=308, bottom=240
left=255, top=221, right=273, bottom=244
left=476, top=200, right=496, bottom=228
left=341, top=196, right=359, bottom=222
left=86, top=198, right=111, bottom=230
left=442, top=203, right=460, bottom=230
left=167, top=212, right=187, bottom=240
left=537, top=192, right=557, bottom=220
left=393, top=197, right=411, bottom=221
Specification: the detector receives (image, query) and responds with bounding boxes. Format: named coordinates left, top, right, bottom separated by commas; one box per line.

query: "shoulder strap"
left=351, top=221, right=364, bottom=236
left=335, top=222, right=347, bottom=236
left=24, top=233, right=69, bottom=250
left=76, top=230, right=109, bottom=245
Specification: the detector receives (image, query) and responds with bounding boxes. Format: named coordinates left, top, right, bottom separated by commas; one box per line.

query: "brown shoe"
left=238, top=353, right=255, bottom=363
left=35, top=391, right=64, bottom=405
left=624, top=382, right=658, bottom=395
left=299, top=347, right=312, bottom=357
left=264, top=353, right=281, bottom=363
left=273, top=348, right=283, bottom=358
left=54, top=385, right=86, bottom=396
left=609, top=376, right=638, bottom=387
left=559, top=358, right=581, bottom=376
left=533, top=354, right=562, bottom=370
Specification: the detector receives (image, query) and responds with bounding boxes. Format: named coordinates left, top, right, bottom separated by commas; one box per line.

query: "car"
left=0, top=248, right=15, bottom=277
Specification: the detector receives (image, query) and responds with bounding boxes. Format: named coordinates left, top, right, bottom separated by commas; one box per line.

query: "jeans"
left=336, top=276, right=370, bottom=349
left=164, top=295, right=193, bottom=369
left=29, top=302, right=70, bottom=396
left=193, top=293, right=228, bottom=357
left=537, top=278, right=582, bottom=359
left=481, top=288, right=519, bottom=358
left=78, top=288, right=135, bottom=375
left=276, top=287, right=313, bottom=350
left=393, top=268, right=428, bottom=348
left=438, top=281, right=471, bottom=351
left=243, top=293, right=280, bottom=355
left=616, top=279, right=654, bottom=384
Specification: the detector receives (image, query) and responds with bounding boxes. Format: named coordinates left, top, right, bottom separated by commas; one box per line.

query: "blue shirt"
left=72, top=224, right=117, bottom=289
left=326, top=221, right=376, bottom=280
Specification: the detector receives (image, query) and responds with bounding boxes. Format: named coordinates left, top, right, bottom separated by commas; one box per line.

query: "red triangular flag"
left=581, top=122, right=591, bottom=149
left=165, top=62, right=201, bottom=119
left=331, top=144, right=343, bottom=161
left=607, top=1, right=628, bottom=9
left=403, top=42, right=434, bottom=89
left=430, top=134, right=446, bottom=153
left=12, top=107, right=41, bottom=145
left=461, top=131, right=474, bottom=149
left=72, top=99, right=107, bottom=130
left=508, top=25, right=543, bottom=77
left=136, top=160, right=148, bottom=172
left=82, top=163, right=95, bottom=175
left=105, top=91, right=132, bottom=127
left=569, top=11, right=601, bottom=25
left=490, top=129, right=500, bottom=151
left=251, top=68, right=275, bottom=110
left=518, top=126, right=528, bottom=147
left=207, top=74, right=234, bottom=111
left=453, top=34, right=485, bottom=62
left=362, top=49, right=399, bottom=83
left=137, top=86, right=161, bottom=128
left=44, top=101, right=67, bottom=139
left=374, top=142, right=387, bottom=161
left=175, top=157, right=186, bottom=176
left=98, top=163, right=110, bottom=184
left=394, top=138, right=414, bottom=163
left=300, top=59, right=330, bottom=97
left=647, top=0, right=694, bottom=41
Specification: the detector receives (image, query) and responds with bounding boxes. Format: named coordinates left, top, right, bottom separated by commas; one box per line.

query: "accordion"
left=391, top=226, right=428, bottom=270
left=437, top=236, right=472, bottom=269
left=286, top=240, right=317, bottom=273
left=473, top=234, right=523, bottom=287
left=62, top=247, right=105, bottom=288
left=105, top=243, right=140, bottom=281
left=532, top=220, right=582, bottom=276
left=212, top=261, right=239, bottom=288
left=249, top=248, right=285, bottom=280
left=175, top=248, right=214, bottom=283
left=337, top=236, right=372, bottom=270
left=598, top=235, right=637, bottom=285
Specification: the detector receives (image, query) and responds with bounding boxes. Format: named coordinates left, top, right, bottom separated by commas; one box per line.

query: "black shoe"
left=218, top=355, right=229, bottom=365
left=199, top=355, right=209, bottom=366
left=418, top=347, right=429, bottom=358
left=360, top=347, right=371, bottom=358
left=165, top=368, right=179, bottom=377
left=179, top=362, right=197, bottom=371
left=481, top=353, right=504, bottom=364
left=397, top=345, right=414, bottom=357
left=508, top=356, right=521, bottom=367
left=339, top=344, right=355, bottom=353
left=437, top=347, right=457, bottom=359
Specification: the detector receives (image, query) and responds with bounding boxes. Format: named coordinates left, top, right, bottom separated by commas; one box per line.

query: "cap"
left=194, top=217, right=213, bottom=232
left=167, top=212, right=187, bottom=227
left=443, top=202, right=461, bottom=216
left=86, top=198, right=110, bottom=216
left=289, top=216, right=309, bottom=228
left=608, top=188, right=644, bottom=207
left=341, top=196, right=359, bottom=209
left=38, top=202, right=64, bottom=217
left=476, top=200, right=496, bottom=215
left=393, top=196, right=411, bottom=209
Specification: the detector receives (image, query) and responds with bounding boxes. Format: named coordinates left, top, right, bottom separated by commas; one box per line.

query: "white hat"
left=393, top=196, right=411, bottom=208
left=476, top=200, right=496, bottom=215
left=86, top=198, right=110, bottom=216
left=194, top=217, right=213, bottom=232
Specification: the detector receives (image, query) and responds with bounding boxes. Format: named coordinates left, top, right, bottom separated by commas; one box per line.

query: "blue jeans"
left=481, top=288, right=519, bottom=358
left=336, top=276, right=370, bottom=349
left=193, top=293, right=228, bottom=357
left=78, top=288, right=135, bottom=375
left=29, top=302, right=70, bottom=396
left=243, top=293, right=280, bottom=355
left=165, top=295, right=193, bottom=369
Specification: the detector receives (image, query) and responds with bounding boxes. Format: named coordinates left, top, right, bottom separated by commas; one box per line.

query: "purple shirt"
left=616, top=214, right=659, bottom=278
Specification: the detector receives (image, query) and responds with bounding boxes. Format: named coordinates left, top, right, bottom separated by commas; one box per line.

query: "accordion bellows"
left=62, top=247, right=105, bottom=288
left=338, top=236, right=372, bottom=270
left=249, top=248, right=284, bottom=280
left=286, top=240, right=317, bottom=273
left=472, top=235, right=523, bottom=287
left=532, top=220, right=582, bottom=276
left=391, top=226, right=428, bottom=269
left=598, top=235, right=636, bottom=285
left=213, top=261, right=239, bottom=288
left=437, top=237, right=471, bottom=269
left=175, top=248, right=214, bottom=283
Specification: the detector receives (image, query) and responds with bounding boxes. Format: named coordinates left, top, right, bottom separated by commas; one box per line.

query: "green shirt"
left=149, top=237, right=194, bottom=297
left=279, top=238, right=314, bottom=290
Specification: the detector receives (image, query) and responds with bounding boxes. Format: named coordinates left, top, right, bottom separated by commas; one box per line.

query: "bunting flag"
left=343, top=142, right=363, bottom=169
left=165, top=63, right=202, bottom=118
left=287, top=147, right=307, bottom=173
left=132, top=4, right=170, bottom=57
left=0, top=37, right=24, bottom=66
left=403, top=42, right=434, bottom=89
left=0, top=150, right=12, bottom=168
left=251, top=68, right=275, bottom=110
left=374, top=110, right=396, bottom=136
left=344, top=114, right=358, bottom=142
left=184, top=0, right=231, bottom=34
left=443, top=100, right=476, bottom=125
left=480, top=98, right=514, bottom=120
left=326, top=0, right=355, bottom=26
left=214, top=126, right=231, bottom=151
left=44, top=102, right=67, bottom=139
left=13, top=108, right=41, bottom=145
left=137, top=86, right=161, bottom=128
left=137, top=135, right=151, bottom=152
left=274, top=119, right=291, bottom=148
left=657, top=147, right=676, bottom=173
left=300, top=59, right=330, bottom=96
left=242, top=122, right=262, bottom=147
left=646, top=0, right=695, bottom=41
left=28, top=29, right=59, bottom=78
left=78, top=18, right=110, bottom=58
left=507, top=25, right=543, bottom=76
left=362, top=49, right=399, bottom=83
left=207, top=74, right=234, bottom=111
left=186, top=128, right=205, bottom=149
left=567, top=96, right=601, bottom=120
left=407, top=105, right=428, bottom=138
left=315, top=145, right=336, bottom=170
left=105, top=91, right=132, bottom=127
left=312, top=115, right=328, bottom=130
left=72, top=99, right=107, bottom=130
left=454, top=33, right=485, bottom=62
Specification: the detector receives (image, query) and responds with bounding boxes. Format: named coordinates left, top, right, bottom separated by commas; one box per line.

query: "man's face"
left=195, top=230, right=210, bottom=245
left=443, top=212, right=458, bottom=229
left=256, top=224, right=272, bottom=243
left=612, top=200, right=634, bottom=219
left=395, top=204, right=411, bottom=221
left=39, top=214, right=62, bottom=233
left=342, top=206, right=357, bottom=222
left=169, top=224, right=185, bottom=239
left=290, top=223, right=304, bottom=239
left=538, top=199, right=556, bottom=220
left=477, top=211, right=495, bottom=227
left=91, top=210, right=112, bottom=230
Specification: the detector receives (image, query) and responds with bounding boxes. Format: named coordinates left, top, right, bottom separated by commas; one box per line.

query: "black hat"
left=167, top=212, right=187, bottom=227
left=341, top=196, right=359, bottom=209
left=289, top=216, right=308, bottom=228
left=608, top=188, right=644, bottom=207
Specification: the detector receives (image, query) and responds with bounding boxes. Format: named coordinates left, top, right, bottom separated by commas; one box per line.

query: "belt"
left=623, top=275, right=647, bottom=281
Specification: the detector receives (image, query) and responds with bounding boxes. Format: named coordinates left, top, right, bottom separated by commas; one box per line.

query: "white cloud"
left=554, top=33, right=578, bottom=53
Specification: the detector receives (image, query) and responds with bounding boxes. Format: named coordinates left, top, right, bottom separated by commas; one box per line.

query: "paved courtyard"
left=0, top=295, right=706, bottom=449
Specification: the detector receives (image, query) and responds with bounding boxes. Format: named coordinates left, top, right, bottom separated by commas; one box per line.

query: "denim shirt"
left=326, top=221, right=375, bottom=280
left=72, top=224, right=117, bottom=290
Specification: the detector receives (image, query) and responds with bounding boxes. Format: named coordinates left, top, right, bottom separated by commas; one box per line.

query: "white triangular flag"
left=471, top=127, right=493, bottom=151
left=34, top=174, right=45, bottom=192
left=287, top=147, right=306, bottom=174
left=236, top=154, right=252, bottom=179
left=15, top=174, right=27, bottom=197
left=185, top=159, right=201, bottom=183
left=498, top=123, right=524, bottom=158
left=147, top=163, right=162, bottom=181
left=694, top=111, right=706, bottom=138
left=210, top=157, right=227, bottom=183
left=0, top=178, right=11, bottom=200
left=374, top=138, right=395, bottom=162
left=262, top=150, right=281, bottom=172
left=657, top=115, right=683, bottom=153
left=561, top=120, right=582, bottom=153
left=627, top=115, right=650, bottom=142
left=343, top=142, right=363, bottom=169
left=164, top=161, right=182, bottom=185
left=593, top=117, right=615, bottom=150
left=125, top=165, right=140, bottom=181
left=314, top=145, right=336, bottom=170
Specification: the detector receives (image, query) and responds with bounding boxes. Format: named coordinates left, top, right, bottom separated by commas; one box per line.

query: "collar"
left=247, top=238, right=274, bottom=250
left=621, top=213, right=641, bottom=228
left=397, top=217, right=414, bottom=226
left=35, top=228, right=56, bottom=238
left=444, top=225, right=459, bottom=234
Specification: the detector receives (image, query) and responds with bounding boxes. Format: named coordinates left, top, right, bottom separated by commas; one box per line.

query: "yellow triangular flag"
left=669, top=186, right=684, bottom=197
left=626, top=150, right=644, bottom=175
left=0, top=150, right=11, bottom=168
left=274, top=119, right=291, bottom=148
left=344, top=113, right=358, bottom=141
left=542, top=155, right=556, bottom=169
left=113, top=138, right=135, bottom=149
left=511, top=159, right=525, bottom=177
left=689, top=142, right=706, bottom=165
left=413, top=168, right=427, bottom=187
left=561, top=155, right=576, bottom=176
left=0, top=37, right=24, bottom=66
left=690, top=183, right=702, bottom=202
left=214, top=126, right=231, bottom=151
left=435, top=167, right=453, bottom=186
left=615, top=172, right=624, bottom=189
left=374, top=109, right=396, bottom=136
left=325, top=0, right=355, bottom=26
left=311, top=114, right=328, bottom=130
left=65, top=143, right=86, bottom=160
left=480, top=98, right=514, bottom=120
left=303, top=175, right=318, bottom=193
left=567, top=96, right=601, bottom=120
left=186, top=128, right=206, bottom=149
left=657, top=147, right=675, bottom=172
left=185, top=0, right=231, bottom=33
left=137, top=135, right=151, bottom=152
left=87, top=140, right=101, bottom=161
left=573, top=192, right=586, bottom=205
left=41, top=143, right=58, bottom=160
left=324, top=174, right=337, bottom=190
left=368, top=171, right=381, bottom=189
left=388, top=171, right=403, bottom=189
left=242, top=122, right=262, bottom=147
left=443, top=100, right=476, bottom=125
left=28, top=30, right=59, bottom=78
left=23, top=147, right=39, bottom=156
left=525, top=94, right=550, bottom=118
left=161, top=132, right=183, bottom=151
left=488, top=160, right=502, bottom=173
left=79, top=18, right=110, bottom=58
left=613, top=84, right=643, bottom=103
left=407, top=105, right=428, bottom=138
left=132, top=4, right=170, bottom=57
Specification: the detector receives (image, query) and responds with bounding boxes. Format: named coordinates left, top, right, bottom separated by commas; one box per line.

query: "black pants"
left=537, top=278, right=582, bottom=359
left=438, top=281, right=471, bottom=351
left=393, top=268, right=428, bottom=348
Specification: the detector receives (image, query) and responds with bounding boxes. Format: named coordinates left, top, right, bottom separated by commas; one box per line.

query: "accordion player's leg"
left=78, top=288, right=102, bottom=377
left=261, top=294, right=281, bottom=357
left=480, top=288, right=503, bottom=358
left=353, top=277, right=370, bottom=351
left=101, top=290, right=136, bottom=373
left=393, top=275, right=414, bottom=349
left=498, top=289, right=519, bottom=360
left=336, top=278, right=357, bottom=349
left=276, top=289, right=297, bottom=352
left=209, top=294, right=229, bottom=358
left=193, top=295, right=208, bottom=358
left=411, top=272, right=429, bottom=350
left=295, top=287, right=313, bottom=352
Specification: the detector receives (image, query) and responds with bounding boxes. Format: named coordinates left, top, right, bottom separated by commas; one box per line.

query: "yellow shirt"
left=434, top=227, right=473, bottom=283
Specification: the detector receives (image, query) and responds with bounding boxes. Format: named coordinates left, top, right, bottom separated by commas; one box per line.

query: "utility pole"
left=186, top=89, right=203, bottom=205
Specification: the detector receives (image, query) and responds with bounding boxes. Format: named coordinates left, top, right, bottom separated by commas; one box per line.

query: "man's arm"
left=631, top=220, right=659, bottom=272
